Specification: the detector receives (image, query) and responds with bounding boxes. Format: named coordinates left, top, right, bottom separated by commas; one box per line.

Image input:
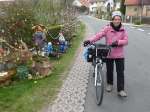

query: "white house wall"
left=89, top=3, right=97, bottom=12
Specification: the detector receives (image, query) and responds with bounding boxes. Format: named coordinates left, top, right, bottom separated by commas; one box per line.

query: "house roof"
left=80, top=0, right=90, bottom=7
left=125, top=0, right=150, bottom=5
left=80, top=0, right=97, bottom=7
left=124, top=0, right=140, bottom=5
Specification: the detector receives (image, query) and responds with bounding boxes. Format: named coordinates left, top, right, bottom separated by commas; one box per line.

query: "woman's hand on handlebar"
left=111, top=41, right=118, bottom=47
left=83, top=40, right=91, bottom=47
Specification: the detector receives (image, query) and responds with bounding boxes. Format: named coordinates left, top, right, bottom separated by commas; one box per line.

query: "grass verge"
left=0, top=22, right=85, bottom=112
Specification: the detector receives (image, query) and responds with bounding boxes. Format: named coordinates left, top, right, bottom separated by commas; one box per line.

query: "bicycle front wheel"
left=95, top=63, right=104, bottom=105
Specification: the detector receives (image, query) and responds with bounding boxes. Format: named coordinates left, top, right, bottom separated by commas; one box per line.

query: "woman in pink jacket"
left=84, top=11, right=128, bottom=97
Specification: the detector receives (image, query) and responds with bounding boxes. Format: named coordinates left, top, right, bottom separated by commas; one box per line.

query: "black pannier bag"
left=87, top=47, right=95, bottom=62
left=96, top=46, right=110, bottom=62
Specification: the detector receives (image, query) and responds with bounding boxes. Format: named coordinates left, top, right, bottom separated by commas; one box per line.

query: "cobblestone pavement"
left=45, top=24, right=94, bottom=112
left=46, top=46, right=91, bottom=112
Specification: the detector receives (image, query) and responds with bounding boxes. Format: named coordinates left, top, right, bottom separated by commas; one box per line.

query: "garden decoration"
left=32, top=24, right=47, bottom=55
left=0, top=39, right=17, bottom=85
left=16, top=65, right=29, bottom=80
left=58, top=32, right=66, bottom=53
left=46, top=31, right=63, bottom=58
left=32, top=55, right=52, bottom=78
left=18, top=40, right=32, bottom=63
left=0, top=69, right=16, bottom=85
left=43, top=42, right=53, bottom=56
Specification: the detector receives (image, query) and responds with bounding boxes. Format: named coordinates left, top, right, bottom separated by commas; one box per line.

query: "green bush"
left=134, top=20, right=141, bottom=25
left=16, top=65, right=29, bottom=80
left=0, top=0, right=37, bottom=46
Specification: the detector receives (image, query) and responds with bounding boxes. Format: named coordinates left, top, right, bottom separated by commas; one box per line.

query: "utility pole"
left=140, top=0, right=143, bottom=24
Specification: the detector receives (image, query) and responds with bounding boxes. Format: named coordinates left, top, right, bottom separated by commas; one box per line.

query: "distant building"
left=125, top=0, right=150, bottom=17
left=124, top=0, right=150, bottom=24
left=104, top=0, right=115, bottom=11
left=115, top=2, right=121, bottom=10
left=80, top=0, right=115, bottom=12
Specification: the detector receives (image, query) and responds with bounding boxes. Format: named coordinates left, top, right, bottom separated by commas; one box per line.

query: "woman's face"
left=112, top=16, right=122, bottom=27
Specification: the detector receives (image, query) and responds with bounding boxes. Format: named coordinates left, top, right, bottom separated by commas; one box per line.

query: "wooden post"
left=130, top=16, right=133, bottom=23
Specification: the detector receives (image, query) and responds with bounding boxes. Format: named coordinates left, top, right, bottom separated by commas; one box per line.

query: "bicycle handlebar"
left=84, top=43, right=111, bottom=58
left=84, top=42, right=112, bottom=49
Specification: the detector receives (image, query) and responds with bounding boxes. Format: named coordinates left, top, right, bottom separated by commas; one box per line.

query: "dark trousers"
left=106, top=58, right=125, bottom=92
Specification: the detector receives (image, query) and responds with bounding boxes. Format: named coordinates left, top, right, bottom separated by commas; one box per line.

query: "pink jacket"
left=89, top=24, right=128, bottom=59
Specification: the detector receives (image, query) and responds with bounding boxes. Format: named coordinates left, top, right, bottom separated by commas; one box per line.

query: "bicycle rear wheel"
left=95, top=64, right=104, bottom=105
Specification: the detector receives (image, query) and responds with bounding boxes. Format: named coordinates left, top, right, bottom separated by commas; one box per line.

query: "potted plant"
left=32, top=55, right=52, bottom=77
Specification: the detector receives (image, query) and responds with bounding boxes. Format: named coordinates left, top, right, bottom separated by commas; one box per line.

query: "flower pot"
left=33, top=61, right=52, bottom=77
left=0, top=69, right=16, bottom=85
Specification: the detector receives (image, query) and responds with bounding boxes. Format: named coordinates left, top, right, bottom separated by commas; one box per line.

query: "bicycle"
left=84, top=43, right=111, bottom=105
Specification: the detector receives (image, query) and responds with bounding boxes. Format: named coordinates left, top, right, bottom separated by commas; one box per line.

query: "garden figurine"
left=32, top=24, right=47, bottom=52
left=58, top=32, right=66, bottom=53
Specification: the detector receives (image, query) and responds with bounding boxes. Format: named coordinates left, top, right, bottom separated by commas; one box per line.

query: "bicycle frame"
left=94, top=50, right=103, bottom=86
left=84, top=43, right=111, bottom=105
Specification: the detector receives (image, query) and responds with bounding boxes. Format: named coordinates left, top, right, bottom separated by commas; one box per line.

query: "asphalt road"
left=80, top=15, right=150, bottom=112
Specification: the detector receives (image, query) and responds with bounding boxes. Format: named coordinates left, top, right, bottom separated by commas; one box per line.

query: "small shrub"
left=134, top=20, right=141, bottom=25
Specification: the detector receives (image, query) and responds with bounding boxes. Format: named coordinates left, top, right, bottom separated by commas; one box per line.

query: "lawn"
left=0, top=22, right=85, bottom=112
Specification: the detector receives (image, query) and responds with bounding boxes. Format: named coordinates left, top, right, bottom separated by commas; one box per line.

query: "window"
left=145, top=6, right=150, bottom=10
left=146, top=8, right=150, bottom=11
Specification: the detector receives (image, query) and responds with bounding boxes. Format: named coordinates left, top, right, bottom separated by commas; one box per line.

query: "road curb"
left=89, top=16, right=150, bottom=28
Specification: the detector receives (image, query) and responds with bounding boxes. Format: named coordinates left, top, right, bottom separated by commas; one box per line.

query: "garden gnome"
left=58, top=32, right=66, bottom=53
left=32, top=24, right=46, bottom=51
left=47, top=42, right=53, bottom=54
